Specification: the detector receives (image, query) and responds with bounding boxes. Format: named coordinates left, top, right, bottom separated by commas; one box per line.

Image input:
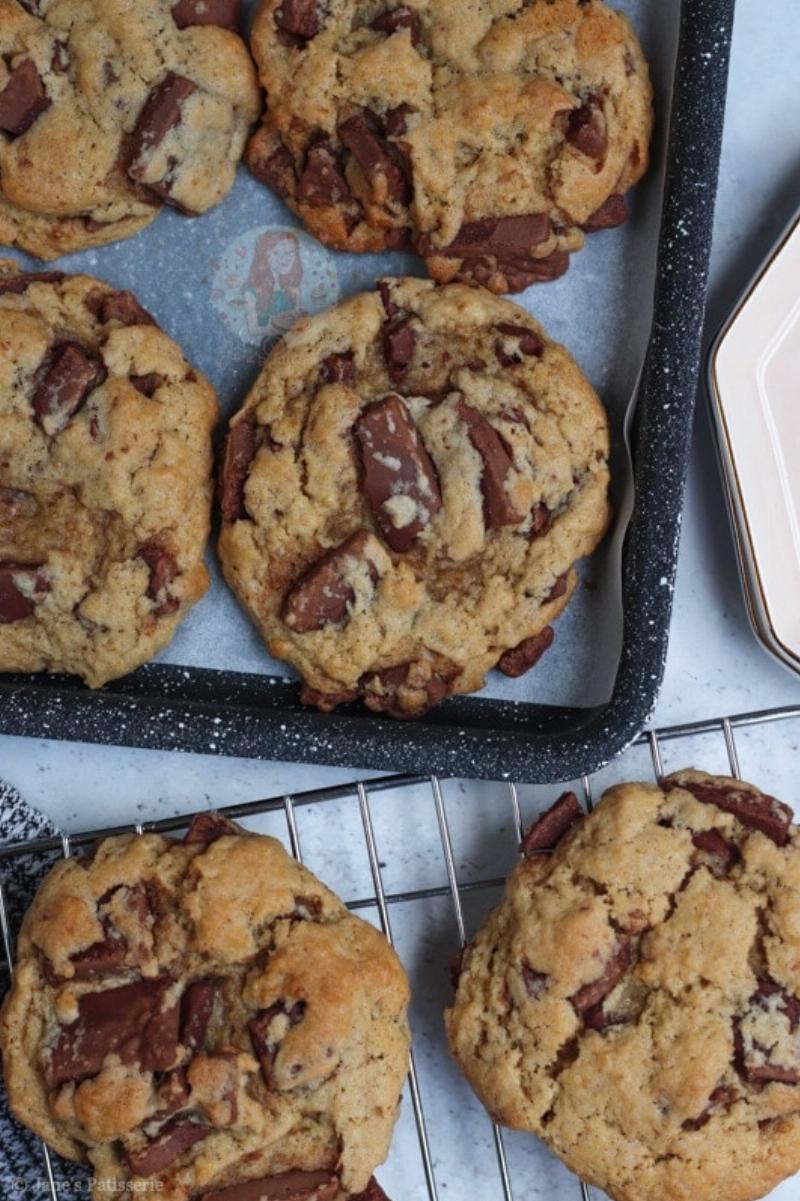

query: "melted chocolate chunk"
left=566, top=97, right=607, bottom=160
left=692, top=829, right=739, bottom=872
left=220, top=417, right=257, bottom=523
left=385, top=102, right=416, bottom=138
left=171, top=0, right=242, bottom=29
left=181, top=979, right=217, bottom=1052
left=126, top=1117, right=208, bottom=1177
left=299, top=684, right=359, bottom=711
left=456, top=399, right=526, bottom=528
left=250, top=141, right=297, bottom=199
left=497, top=627, right=554, bottom=678
left=0, top=563, right=47, bottom=623
left=298, top=137, right=351, bottom=206
left=382, top=318, right=416, bottom=382
left=371, top=5, right=421, bottom=45
left=69, top=934, right=128, bottom=980
left=494, top=322, right=543, bottom=367
left=520, top=791, right=582, bottom=854
left=583, top=194, right=628, bottom=232
left=183, top=812, right=238, bottom=843
left=682, top=1084, right=736, bottom=1130
left=354, top=394, right=442, bottom=552
left=275, top=0, right=321, bottom=39
left=32, top=343, right=106, bottom=436
left=0, top=59, right=50, bottom=136
left=668, top=776, right=793, bottom=847
left=282, top=531, right=378, bottom=633
left=128, top=73, right=198, bottom=206
left=571, top=937, right=632, bottom=1014
left=249, top=1000, right=306, bottom=1087
left=545, top=572, right=569, bottom=603
left=320, top=352, right=355, bottom=384
left=530, top=503, right=552, bottom=539
left=137, top=543, right=179, bottom=614
left=47, top=977, right=175, bottom=1086
left=89, top=289, right=156, bottom=326
left=582, top=1003, right=627, bottom=1032
left=0, top=270, right=64, bottom=295
left=377, top=280, right=399, bottom=318
left=130, top=372, right=164, bottom=397
left=202, top=1171, right=339, bottom=1201
left=424, top=213, right=551, bottom=261
left=338, top=112, right=409, bottom=208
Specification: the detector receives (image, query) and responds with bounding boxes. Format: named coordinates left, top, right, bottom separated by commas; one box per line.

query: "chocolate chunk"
left=530, top=503, right=552, bottom=539
left=275, top=0, right=321, bottom=38
left=250, top=140, right=296, bottom=199
left=137, top=543, right=178, bottom=614
left=520, top=791, right=582, bottom=854
left=351, top=1181, right=391, bottom=1201
left=299, top=684, right=359, bottom=711
left=32, top=343, right=106, bottom=436
left=692, top=829, right=738, bottom=871
left=745, top=1063, right=799, bottom=1086
left=130, top=372, right=164, bottom=397
left=0, top=59, right=50, bottom=136
left=456, top=399, right=526, bottom=528
left=572, top=937, right=632, bottom=1013
left=141, top=996, right=181, bottom=1072
left=382, top=319, right=416, bottom=382
left=371, top=5, right=421, bottom=45
left=566, top=97, right=607, bottom=160
left=128, top=73, right=198, bottom=204
left=354, top=394, right=442, bottom=553
left=521, top=966, right=548, bottom=999
left=494, top=322, right=543, bottom=367
left=171, top=0, right=242, bottom=29
left=0, top=563, right=47, bottom=623
left=157, top=1067, right=191, bottom=1115
left=181, top=980, right=217, bottom=1052
left=338, top=112, right=409, bottom=207
left=126, top=1117, right=208, bottom=1177
left=360, top=662, right=450, bottom=717
left=545, top=572, right=569, bottom=603
left=51, top=42, right=70, bottom=72
left=668, top=776, right=794, bottom=847
left=320, top=352, right=355, bottom=384
left=90, top=289, right=156, bottom=327
left=385, top=102, right=415, bottom=138
left=249, top=1000, right=306, bottom=1087
left=70, top=935, right=128, bottom=980
left=0, top=270, right=64, bottom=295
left=754, top=976, right=800, bottom=1029
left=583, top=194, right=627, bottom=232
left=377, top=280, right=399, bottom=318
left=0, top=488, right=39, bottom=519
left=298, top=138, right=351, bottom=207
left=183, top=812, right=239, bottom=843
left=497, top=627, right=554, bottom=678
left=582, top=1003, right=626, bottom=1032
left=492, top=249, right=570, bottom=289
left=47, top=977, right=174, bottom=1086
left=294, top=894, right=322, bottom=917
left=426, top=213, right=551, bottom=261
left=282, top=530, right=378, bottom=633
left=220, top=417, right=258, bottom=523
left=683, top=1084, right=737, bottom=1130
left=202, top=1170, right=339, bottom=1201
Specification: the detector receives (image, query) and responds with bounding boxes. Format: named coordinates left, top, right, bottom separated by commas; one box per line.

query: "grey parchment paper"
left=6, top=0, right=678, bottom=710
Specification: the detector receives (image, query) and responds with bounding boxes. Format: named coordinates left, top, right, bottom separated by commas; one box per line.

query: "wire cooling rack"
left=1, top=702, right=800, bottom=1201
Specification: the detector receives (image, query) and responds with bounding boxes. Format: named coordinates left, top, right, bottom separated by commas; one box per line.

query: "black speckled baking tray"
left=0, top=0, right=735, bottom=783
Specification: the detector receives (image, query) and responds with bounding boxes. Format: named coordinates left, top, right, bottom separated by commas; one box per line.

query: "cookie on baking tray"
left=0, top=262, right=217, bottom=687
left=0, top=0, right=259, bottom=259
left=446, top=770, right=800, bottom=1201
left=0, top=810, right=409, bottom=1201
left=247, top=0, right=653, bottom=292
left=217, top=276, right=610, bottom=717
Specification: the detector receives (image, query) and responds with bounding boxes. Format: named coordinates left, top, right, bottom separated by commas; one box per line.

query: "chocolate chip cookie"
left=0, top=0, right=259, bottom=259
left=446, top=770, right=800, bottom=1201
left=0, top=262, right=217, bottom=686
left=0, top=811, right=409, bottom=1201
left=217, top=276, right=610, bottom=717
left=247, top=0, right=652, bottom=292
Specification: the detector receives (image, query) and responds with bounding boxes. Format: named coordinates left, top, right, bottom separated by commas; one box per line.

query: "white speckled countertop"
left=2, top=2, right=800, bottom=1199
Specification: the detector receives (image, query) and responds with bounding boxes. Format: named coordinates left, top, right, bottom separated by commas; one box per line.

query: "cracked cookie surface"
left=217, top=276, right=610, bottom=717
left=446, top=770, right=800, bottom=1201
left=0, top=262, right=217, bottom=686
left=0, top=812, right=409, bottom=1201
left=0, top=0, right=259, bottom=259
left=247, top=0, right=652, bottom=292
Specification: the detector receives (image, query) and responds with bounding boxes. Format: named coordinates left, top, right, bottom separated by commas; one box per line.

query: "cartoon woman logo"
left=211, top=225, right=340, bottom=349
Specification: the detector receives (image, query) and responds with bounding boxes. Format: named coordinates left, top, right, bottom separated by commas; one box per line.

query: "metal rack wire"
left=1, top=702, right=799, bottom=1201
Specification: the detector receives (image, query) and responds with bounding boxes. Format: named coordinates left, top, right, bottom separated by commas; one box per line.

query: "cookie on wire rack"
left=247, top=0, right=653, bottom=291
left=0, top=0, right=259, bottom=259
left=0, top=810, right=408, bottom=1201
left=217, top=276, right=610, bottom=717
left=0, top=263, right=218, bottom=686
left=447, top=770, right=800, bottom=1201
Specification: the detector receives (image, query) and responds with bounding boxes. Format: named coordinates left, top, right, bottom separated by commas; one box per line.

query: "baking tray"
left=0, top=0, right=736, bottom=783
